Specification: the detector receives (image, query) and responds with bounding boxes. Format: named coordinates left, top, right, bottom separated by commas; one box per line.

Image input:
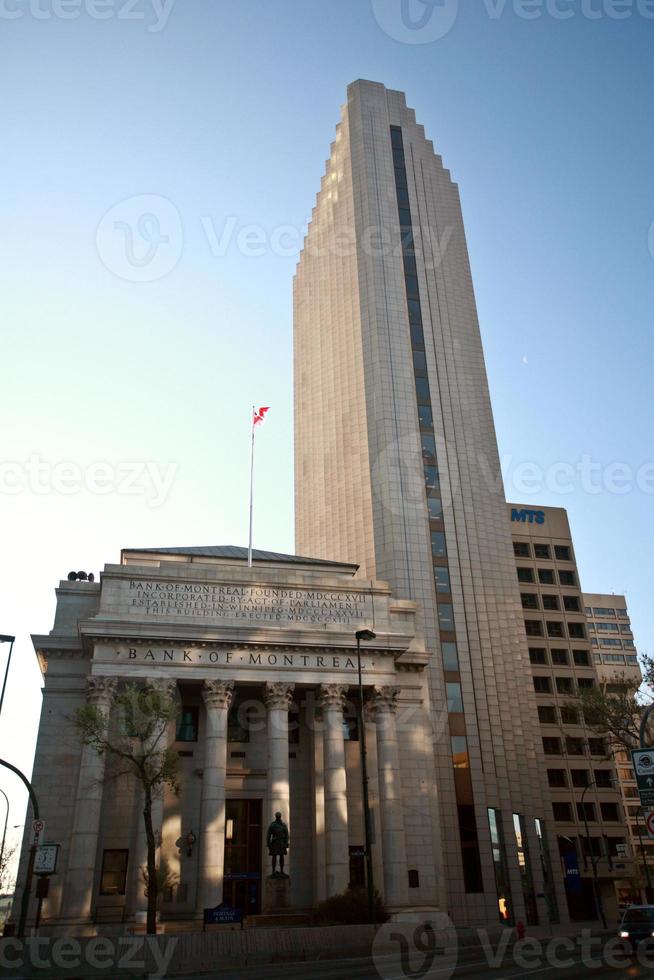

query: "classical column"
left=318, top=684, right=350, bottom=897
left=134, top=678, right=178, bottom=919
left=370, top=686, right=409, bottom=908
left=62, top=676, right=116, bottom=923
left=263, top=681, right=294, bottom=872
left=197, top=679, right=234, bottom=913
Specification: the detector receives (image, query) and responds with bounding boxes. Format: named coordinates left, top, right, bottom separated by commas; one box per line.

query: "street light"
left=0, top=789, right=8, bottom=880
left=580, top=779, right=607, bottom=930
left=355, top=628, right=376, bottom=924
left=0, top=636, right=16, bottom=719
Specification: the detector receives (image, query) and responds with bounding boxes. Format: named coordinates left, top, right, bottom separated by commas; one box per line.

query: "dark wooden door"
left=223, top=799, right=262, bottom=915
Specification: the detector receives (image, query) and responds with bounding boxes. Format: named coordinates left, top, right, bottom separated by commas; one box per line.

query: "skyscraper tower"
left=294, top=80, right=566, bottom=926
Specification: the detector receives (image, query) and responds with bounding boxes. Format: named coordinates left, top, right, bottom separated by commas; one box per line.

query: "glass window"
left=404, top=274, right=420, bottom=298
left=517, top=567, right=534, bottom=583
left=552, top=802, right=572, bottom=821
left=577, top=678, right=595, bottom=690
left=593, top=607, right=616, bottom=617
left=547, top=769, right=567, bottom=787
left=560, top=705, right=578, bottom=725
left=538, top=569, right=555, bottom=585
left=577, top=802, right=595, bottom=822
left=413, top=349, right=427, bottom=375
left=566, top=737, right=585, bottom=755
left=513, top=542, right=530, bottom=557
left=542, top=737, right=562, bottom=755
left=597, top=622, right=619, bottom=632
left=525, top=620, right=543, bottom=637
left=397, top=186, right=411, bottom=210
left=542, top=595, right=559, bottom=611
left=100, top=850, right=129, bottom=896
left=434, top=566, right=451, bottom=593
left=407, top=298, right=422, bottom=324
left=424, top=465, right=439, bottom=490
left=534, top=676, right=551, bottom=693
left=442, top=642, right=459, bottom=671
left=446, top=682, right=463, bottom=713
left=555, top=545, right=571, bottom=561
left=529, top=648, right=547, bottom=665
left=594, top=770, right=613, bottom=788
left=177, top=705, right=199, bottom=743
left=538, top=706, right=556, bottom=723
left=418, top=403, right=433, bottom=428
left=451, top=735, right=469, bottom=768
left=422, top=432, right=437, bottom=462
left=438, top=603, right=455, bottom=631
left=488, top=808, right=514, bottom=925
left=570, top=769, right=590, bottom=788
left=390, top=125, right=404, bottom=148
left=521, top=593, right=538, bottom=610
left=415, top=376, right=430, bottom=402
left=551, top=649, right=568, bottom=665
left=431, top=531, right=447, bottom=558
left=427, top=496, right=443, bottom=521
left=398, top=207, right=412, bottom=227
left=568, top=622, right=586, bottom=639
left=534, top=544, right=550, bottom=559
left=547, top=621, right=564, bottom=638
left=616, top=608, right=628, bottom=618
left=556, top=677, right=574, bottom=695
left=563, top=596, right=580, bottom=613
left=392, top=146, right=406, bottom=168
left=559, top=570, right=576, bottom=587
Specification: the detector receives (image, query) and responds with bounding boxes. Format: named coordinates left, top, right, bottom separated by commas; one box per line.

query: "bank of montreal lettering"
left=511, top=508, right=545, bottom=525
left=126, top=580, right=369, bottom=625
left=119, top=648, right=362, bottom=670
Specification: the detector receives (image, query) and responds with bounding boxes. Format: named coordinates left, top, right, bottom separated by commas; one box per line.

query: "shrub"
left=314, top=887, right=388, bottom=925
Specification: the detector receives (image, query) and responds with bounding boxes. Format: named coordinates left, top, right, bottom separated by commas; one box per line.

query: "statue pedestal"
left=264, top=875, right=290, bottom=913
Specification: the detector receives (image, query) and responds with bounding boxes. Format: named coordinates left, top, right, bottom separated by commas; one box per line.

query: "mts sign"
left=511, top=509, right=545, bottom=525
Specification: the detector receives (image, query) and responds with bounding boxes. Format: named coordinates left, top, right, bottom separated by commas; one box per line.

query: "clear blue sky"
left=1, top=1, right=653, bottom=857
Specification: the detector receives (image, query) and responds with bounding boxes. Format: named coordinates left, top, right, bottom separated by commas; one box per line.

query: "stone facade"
left=16, top=547, right=441, bottom=931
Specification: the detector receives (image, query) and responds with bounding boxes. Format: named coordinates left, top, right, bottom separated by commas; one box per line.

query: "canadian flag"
left=253, top=406, right=270, bottom=427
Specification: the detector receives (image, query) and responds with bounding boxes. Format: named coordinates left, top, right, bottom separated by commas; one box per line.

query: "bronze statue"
left=266, top=811, right=289, bottom=877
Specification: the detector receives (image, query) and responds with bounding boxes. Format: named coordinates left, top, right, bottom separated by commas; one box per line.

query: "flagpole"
left=248, top=406, right=255, bottom=568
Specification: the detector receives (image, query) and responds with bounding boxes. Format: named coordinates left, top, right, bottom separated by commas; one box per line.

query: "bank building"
left=19, top=544, right=444, bottom=930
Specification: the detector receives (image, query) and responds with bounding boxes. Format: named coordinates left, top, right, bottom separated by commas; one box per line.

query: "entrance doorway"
left=224, top=799, right=262, bottom=916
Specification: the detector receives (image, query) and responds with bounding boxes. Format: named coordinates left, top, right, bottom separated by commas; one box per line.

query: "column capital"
left=370, top=685, right=401, bottom=715
left=86, top=676, right=116, bottom=707
left=318, top=683, right=349, bottom=710
left=202, top=679, right=234, bottom=710
left=263, top=681, right=295, bottom=710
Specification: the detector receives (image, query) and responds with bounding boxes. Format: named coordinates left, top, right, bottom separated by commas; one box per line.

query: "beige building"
left=294, top=79, right=564, bottom=928
left=14, top=546, right=444, bottom=932
left=585, top=594, right=650, bottom=902
left=510, top=506, right=636, bottom=919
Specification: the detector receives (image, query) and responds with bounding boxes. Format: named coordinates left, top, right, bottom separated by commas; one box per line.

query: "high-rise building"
left=585, top=594, right=650, bottom=901
left=510, top=506, right=636, bottom=919
left=294, top=79, right=564, bottom=927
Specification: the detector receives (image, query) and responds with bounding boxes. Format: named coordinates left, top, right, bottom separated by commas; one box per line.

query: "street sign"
left=644, top=811, right=654, bottom=840
left=631, top=750, right=654, bottom=807
left=34, top=844, right=59, bottom=876
left=31, top=820, right=45, bottom=846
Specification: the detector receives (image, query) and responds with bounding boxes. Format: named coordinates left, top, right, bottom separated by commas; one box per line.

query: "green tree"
left=75, top=682, right=179, bottom=934
left=576, top=654, right=654, bottom=755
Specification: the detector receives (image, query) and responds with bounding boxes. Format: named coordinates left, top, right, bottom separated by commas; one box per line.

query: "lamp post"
left=0, top=636, right=16, bottom=719
left=581, top=779, right=607, bottom=930
left=0, top=789, right=8, bottom=880
left=355, top=628, right=376, bottom=924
